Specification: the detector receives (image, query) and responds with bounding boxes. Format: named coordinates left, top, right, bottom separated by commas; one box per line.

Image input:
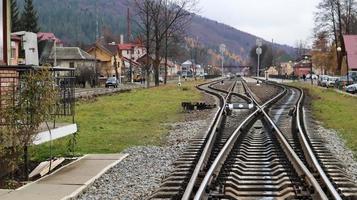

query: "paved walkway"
left=0, top=154, right=128, bottom=200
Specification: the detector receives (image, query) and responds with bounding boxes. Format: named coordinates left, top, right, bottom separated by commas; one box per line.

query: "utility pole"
left=220, top=44, right=226, bottom=78
left=94, top=0, right=99, bottom=86
left=54, top=40, right=57, bottom=67
left=256, top=39, right=263, bottom=85
left=127, top=7, right=131, bottom=42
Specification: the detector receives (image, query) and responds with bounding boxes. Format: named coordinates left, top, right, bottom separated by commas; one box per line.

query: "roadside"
left=75, top=84, right=143, bottom=99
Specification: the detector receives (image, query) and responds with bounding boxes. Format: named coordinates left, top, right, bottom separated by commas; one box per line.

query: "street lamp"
left=337, top=46, right=349, bottom=86
left=220, top=44, right=226, bottom=78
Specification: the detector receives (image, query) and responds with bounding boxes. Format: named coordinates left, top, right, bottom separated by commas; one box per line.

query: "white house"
left=11, top=31, right=39, bottom=66
left=181, top=60, right=193, bottom=77
left=118, top=43, right=146, bottom=61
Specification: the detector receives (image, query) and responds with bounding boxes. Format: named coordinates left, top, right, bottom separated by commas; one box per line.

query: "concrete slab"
left=38, top=159, right=116, bottom=185
left=2, top=153, right=129, bottom=200
left=84, top=154, right=126, bottom=160
left=1, top=184, right=79, bottom=200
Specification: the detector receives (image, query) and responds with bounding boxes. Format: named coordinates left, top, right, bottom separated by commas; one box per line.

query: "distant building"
left=343, top=35, right=357, bottom=72
left=87, top=43, right=121, bottom=78
left=47, top=47, right=96, bottom=69
left=37, top=32, right=63, bottom=46
left=10, top=35, right=21, bottom=65
left=293, top=55, right=312, bottom=77
left=266, top=66, right=279, bottom=76
left=280, top=62, right=294, bottom=75
left=181, top=60, right=193, bottom=77
left=11, top=31, right=39, bottom=66
left=118, top=43, right=146, bottom=62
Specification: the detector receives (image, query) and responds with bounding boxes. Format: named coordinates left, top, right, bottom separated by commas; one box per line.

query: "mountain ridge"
left=17, top=0, right=296, bottom=64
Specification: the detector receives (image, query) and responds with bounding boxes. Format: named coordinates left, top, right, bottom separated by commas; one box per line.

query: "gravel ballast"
left=77, top=119, right=213, bottom=200
left=314, top=123, right=357, bottom=183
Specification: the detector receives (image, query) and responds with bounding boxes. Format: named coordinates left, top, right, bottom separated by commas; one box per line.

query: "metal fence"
left=0, top=66, right=76, bottom=126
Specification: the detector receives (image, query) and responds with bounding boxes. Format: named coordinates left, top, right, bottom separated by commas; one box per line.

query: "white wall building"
left=12, top=31, right=39, bottom=66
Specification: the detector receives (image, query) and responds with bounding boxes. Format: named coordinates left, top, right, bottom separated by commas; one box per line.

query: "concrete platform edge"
left=62, top=153, right=129, bottom=200
left=16, top=155, right=87, bottom=191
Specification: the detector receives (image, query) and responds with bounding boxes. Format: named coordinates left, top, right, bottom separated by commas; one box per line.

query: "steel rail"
left=258, top=79, right=341, bottom=199
left=295, top=88, right=342, bottom=200
left=194, top=80, right=287, bottom=199
left=182, top=79, right=237, bottom=200
left=244, top=81, right=328, bottom=200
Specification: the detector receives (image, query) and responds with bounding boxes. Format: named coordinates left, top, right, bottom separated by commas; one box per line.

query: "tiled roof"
left=343, top=35, right=357, bottom=70
left=48, top=47, right=95, bottom=61
left=37, top=32, right=63, bottom=44
left=118, top=43, right=136, bottom=50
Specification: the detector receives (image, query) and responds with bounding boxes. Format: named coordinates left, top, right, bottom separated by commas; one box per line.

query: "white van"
left=318, top=75, right=329, bottom=87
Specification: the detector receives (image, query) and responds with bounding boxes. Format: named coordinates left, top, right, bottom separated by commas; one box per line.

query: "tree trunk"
left=146, top=67, right=150, bottom=88
left=330, top=0, right=339, bottom=73
left=164, top=38, right=168, bottom=84
left=23, top=145, right=29, bottom=181
left=164, top=0, right=168, bottom=85
left=154, top=58, right=160, bottom=86
left=145, top=0, right=151, bottom=88
left=336, top=0, right=345, bottom=73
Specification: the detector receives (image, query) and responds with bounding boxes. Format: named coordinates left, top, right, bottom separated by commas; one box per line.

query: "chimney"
left=120, top=34, right=124, bottom=44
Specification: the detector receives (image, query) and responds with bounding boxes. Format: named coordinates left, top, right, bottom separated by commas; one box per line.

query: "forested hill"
left=17, top=0, right=296, bottom=63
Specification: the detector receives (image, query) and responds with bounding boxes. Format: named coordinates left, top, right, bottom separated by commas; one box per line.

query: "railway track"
left=149, top=78, right=357, bottom=200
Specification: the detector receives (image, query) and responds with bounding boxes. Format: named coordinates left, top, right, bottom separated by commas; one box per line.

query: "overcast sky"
left=197, top=0, right=320, bottom=46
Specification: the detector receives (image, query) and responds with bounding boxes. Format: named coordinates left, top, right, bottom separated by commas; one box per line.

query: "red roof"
left=11, top=35, right=21, bottom=41
left=118, top=43, right=144, bottom=50
left=344, top=35, right=357, bottom=70
left=118, top=43, right=136, bottom=50
left=37, top=32, right=63, bottom=44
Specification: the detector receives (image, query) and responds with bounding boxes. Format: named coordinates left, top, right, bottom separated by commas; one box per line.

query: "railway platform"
left=0, top=154, right=128, bottom=200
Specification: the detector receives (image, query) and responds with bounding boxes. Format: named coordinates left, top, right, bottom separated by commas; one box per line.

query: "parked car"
left=346, top=83, right=357, bottom=94
left=306, top=73, right=318, bottom=80
left=326, top=76, right=339, bottom=87
left=335, top=75, right=354, bottom=87
left=105, top=77, right=119, bottom=88
left=318, top=75, right=329, bottom=87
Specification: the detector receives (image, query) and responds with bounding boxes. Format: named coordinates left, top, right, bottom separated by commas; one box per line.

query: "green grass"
left=31, top=81, right=204, bottom=161
left=291, top=83, right=357, bottom=158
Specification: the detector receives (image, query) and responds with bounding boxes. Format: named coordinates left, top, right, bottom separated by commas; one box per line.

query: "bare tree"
left=315, top=0, right=356, bottom=73
left=135, top=0, right=154, bottom=88
left=135, top=0, right=197, bottom=86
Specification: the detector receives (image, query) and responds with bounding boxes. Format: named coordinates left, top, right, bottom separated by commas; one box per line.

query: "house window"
left=69, top=62, right=75, bottom=68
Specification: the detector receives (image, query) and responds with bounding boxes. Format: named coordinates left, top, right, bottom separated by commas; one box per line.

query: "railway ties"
left=150, top=78, right=248, bottom=199
left=211, top=119, right=309, bottom=199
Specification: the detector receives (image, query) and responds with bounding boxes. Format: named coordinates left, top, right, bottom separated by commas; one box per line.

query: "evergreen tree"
left=21, top=0, right=40, bottom=33
left=10, top=0, right=21, bottom=32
